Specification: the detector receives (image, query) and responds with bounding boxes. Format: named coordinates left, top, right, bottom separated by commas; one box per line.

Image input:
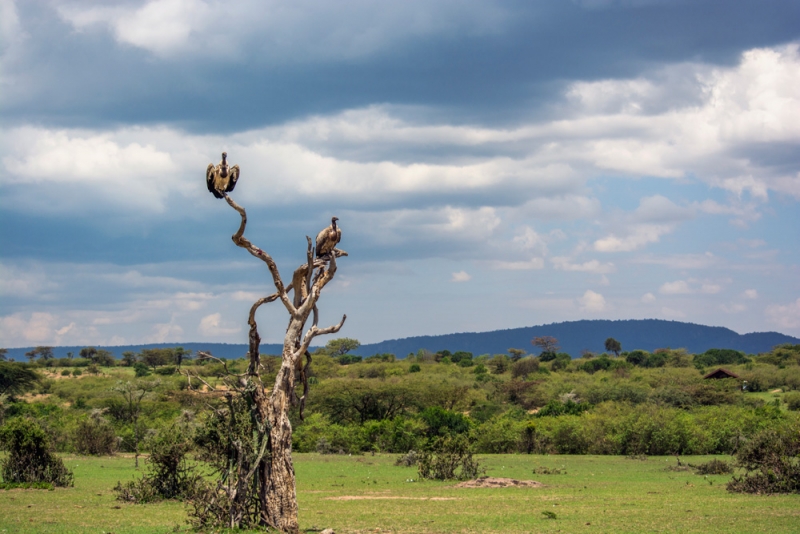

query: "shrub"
left=408, top=363, right=421, bottom=373
left=133, top=362, right=151, bottom=377
left=115, top=425, right=200, bottom=503
left=0, top=417, right=73, bottom=487
left=511, top=358, right=539, bottom=379
left=693, top=458, right=732, bottom=475
left=74, top=412, right=118, bottom=455
left=154, top=366, right=177, bottom=376
left=419, top=407, right=471, bottom=438
left=60, top=369, right=71, bottom=377
left=417, top=434, right=483, bottom=481
left=72, top=369, right=83, bottom=377
left=784, top=391, right=800, bottom=411
left=551, top=353, right=572, bottom=371
left=395, top=450, right=418, bottom=467
left=727, top=423, right=800, bottom=494
left=694, top=348, right=749, bottom=369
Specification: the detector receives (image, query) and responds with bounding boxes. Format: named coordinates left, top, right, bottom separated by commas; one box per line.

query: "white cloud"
left=198, top=313, right=241, bottom=337
left=552, top=257, right=615, bottom=274
left=659, top=280, right=691, bottom=294
left=661, top=306, right=686, bottom=318
left=488, top=258, right=545, bottom=270
left=0, top=312, right=59, bottom=345
left=641, top=292, right=656, bottom=303
left=632, top=252, right=717, bottom=270
left=766, top=298, right=800, bottom=330
left=451, top=271, right=471, bottom=283
left=147, top=322, right=184, bottom=343
left=700, top=284, right=721, bottom=294
left=720, top=303, right=746, bottom=314
left=578, top=290, right=607, bottom=312
left=743, top=289, right=758, bottom=299
left=594, top=223, right=674, bottom=252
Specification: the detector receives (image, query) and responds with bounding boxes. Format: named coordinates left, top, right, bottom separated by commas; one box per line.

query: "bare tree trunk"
left=219, top=194, right=345, bottom=533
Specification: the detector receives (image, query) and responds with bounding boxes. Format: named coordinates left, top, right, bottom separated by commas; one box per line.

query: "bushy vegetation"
left=0, top=341, right=797, bottom=482
left=727, top=421, right=800, bottom=494
left=114, top=424, right=201, bottom=503
left=0, top=417, right=73, bottom=487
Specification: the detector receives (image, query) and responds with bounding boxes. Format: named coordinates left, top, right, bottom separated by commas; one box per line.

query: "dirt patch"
left=326, top=496, right=458, bottom=501
left=454, top=477, right=544, bottom=489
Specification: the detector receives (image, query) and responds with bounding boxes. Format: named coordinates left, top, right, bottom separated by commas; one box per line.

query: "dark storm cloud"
left=3, top=1, right=799, bottom=131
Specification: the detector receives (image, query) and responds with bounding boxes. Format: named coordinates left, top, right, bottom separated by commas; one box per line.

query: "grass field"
left=1, top=453, right=798, bottom=533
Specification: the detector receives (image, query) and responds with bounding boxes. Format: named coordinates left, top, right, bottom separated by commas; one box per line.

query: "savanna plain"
left=1, top=342, right=799, bottom=533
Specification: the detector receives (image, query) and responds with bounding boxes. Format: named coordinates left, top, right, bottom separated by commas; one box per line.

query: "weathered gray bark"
left=222, top=194, right=346, bottom=532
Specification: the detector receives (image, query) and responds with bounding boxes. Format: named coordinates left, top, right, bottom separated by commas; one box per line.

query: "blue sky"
left=1, top=0, right=799, bottom=349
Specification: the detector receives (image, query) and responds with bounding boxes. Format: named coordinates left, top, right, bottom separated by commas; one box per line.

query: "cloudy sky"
left=1, top=0, right=799, bottom=349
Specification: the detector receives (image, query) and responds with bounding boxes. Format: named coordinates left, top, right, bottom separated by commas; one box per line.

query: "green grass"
left=1, top=453, right=798, bottom=533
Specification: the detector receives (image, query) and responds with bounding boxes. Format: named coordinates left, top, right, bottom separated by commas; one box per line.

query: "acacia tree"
left=605, top=337, right=622, bottom=357
left=532, top=336, right=559, bottom=355
left=189, top=189, right=346, bottom=532
left=113, top=380, right=160, bottom=468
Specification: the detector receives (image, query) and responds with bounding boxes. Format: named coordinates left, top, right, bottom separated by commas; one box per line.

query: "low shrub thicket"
left=727, top=422, right=800, bottom=494
left=0, top=417, right=73, bottom=487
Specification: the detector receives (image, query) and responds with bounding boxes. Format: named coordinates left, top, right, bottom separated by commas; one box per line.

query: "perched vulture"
left=206, top=152, right=240, bottom=198
left=315, top=216, right=341, bottom=259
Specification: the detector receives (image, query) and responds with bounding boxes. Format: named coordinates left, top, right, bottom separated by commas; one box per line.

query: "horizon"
left=3, top=317, right=798, bottom=352
left=1, top=1, right=799, bottom=348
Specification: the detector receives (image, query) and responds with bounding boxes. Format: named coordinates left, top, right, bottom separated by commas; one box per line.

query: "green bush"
left=115, top=425, right=200, bottom=503
left=133, top=362, right=151, bottom=377
left=408, top=364, right=421, bottom=373
left=727, top=422, right=800, bottom=494
left=417, top=434, right=483, bottom=481
left=784, top=391, right=800, bottom=411
left=694, top=348, right=749, bottom=369
left=0, top=417, right=73, bottom=487
left=74, top=413, right=117, bottom=455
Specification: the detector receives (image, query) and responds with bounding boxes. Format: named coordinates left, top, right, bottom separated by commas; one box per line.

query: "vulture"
left=315, top=216, right=341, bottom=259
left=206, top=152, right=240, bottom=198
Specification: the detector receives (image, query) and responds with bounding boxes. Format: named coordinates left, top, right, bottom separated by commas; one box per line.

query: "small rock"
left=321, top=529, right=335, bottom=534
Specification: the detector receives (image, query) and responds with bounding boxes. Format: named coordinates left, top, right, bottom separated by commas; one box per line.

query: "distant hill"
left=352, top=319, right=799, bottom=358
left=4, top=319, right=798, bottom=361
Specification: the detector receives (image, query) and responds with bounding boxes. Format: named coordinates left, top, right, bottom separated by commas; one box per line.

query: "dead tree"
left=190, top=191, right=346, bottom=532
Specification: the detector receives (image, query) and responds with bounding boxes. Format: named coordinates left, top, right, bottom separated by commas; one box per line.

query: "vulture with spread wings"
left=206, top=152, right=240, bottom=198
left=315, top=217, right=341, bottom=259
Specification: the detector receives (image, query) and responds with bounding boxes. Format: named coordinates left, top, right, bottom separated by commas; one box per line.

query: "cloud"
left=661, top=306, right=686, bottom=318
left=451, top=271, right=471, bottom=283
left=743, top=289, right=758, bottom=299
left=578, top=290, right=607, bottom=312
left=766, top=298, right=800, bottom=330
left=552, top=257, right=615, bottom=274
left=659, top=280, right=691, bottom=294
left=720, top=303, right=746, bottom=314
left=700, top=284, right=721, bottom=294
left=58, top=0, right=508, bottom=61
left=488, top=258, right=545, bottom=271
left=198, top=313, right=241, bottom=336
left=594, top=223, right=674, bottom=252
left=631, top=253, right=717, bottom=270
left=594, top=195, right=694, bottom=253
left=0, top=312, right=59, bottom=346
left=641, top=292, right=656, bottom=303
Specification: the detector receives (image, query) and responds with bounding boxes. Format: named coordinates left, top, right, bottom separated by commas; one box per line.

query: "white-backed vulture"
left=206, top=152, right=240, bottom=198
left=315, top=216, right=341, bottom=259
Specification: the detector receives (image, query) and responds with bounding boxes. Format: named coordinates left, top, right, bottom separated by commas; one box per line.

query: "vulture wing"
left=315, top=227, right=328, bottom=258
left=225, top=164, right=240, bottom=193
left=206, top=164, right=216, bottom=194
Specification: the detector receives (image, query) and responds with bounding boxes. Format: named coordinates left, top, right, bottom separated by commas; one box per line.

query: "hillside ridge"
left=4, top=319, right=798, bottom=361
